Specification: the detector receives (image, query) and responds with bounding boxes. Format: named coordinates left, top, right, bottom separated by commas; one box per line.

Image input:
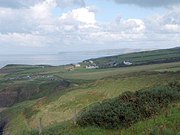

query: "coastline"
left=0, top=53, right=109, bottom=70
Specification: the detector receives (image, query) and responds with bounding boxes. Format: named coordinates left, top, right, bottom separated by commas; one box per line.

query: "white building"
left=86, top=65, right=99, bottom=69
left=123, top=61, right=132, bottom=65
left=74, top=63, right=81, bottom=67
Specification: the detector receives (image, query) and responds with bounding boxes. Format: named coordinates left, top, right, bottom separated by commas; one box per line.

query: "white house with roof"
left=123, top=61, right=132, bottom=65
left=89, top=60, right=93, bottom=64
left=86, top=65, right=99, bottom=69
left=86, top=63, right=99, bottom=69
left=73, top=63, right=81, bottom=67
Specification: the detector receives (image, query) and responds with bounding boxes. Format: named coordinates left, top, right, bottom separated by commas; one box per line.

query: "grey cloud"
left=144, top=6, right=180, bottom=33
left=0, top=0, right=85, bottom=9
left=0, top=0, right=43, bottom=8
left=88, top=6, right=99, bottom=13
left=113, top=0, right=180, bottom=7
left=0, top=0, right=22, bottom=8
left=56, top=0, right=85, bottom=9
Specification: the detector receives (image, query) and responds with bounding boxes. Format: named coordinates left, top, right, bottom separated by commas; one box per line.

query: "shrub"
left=77, top=83, right=180, bottom=129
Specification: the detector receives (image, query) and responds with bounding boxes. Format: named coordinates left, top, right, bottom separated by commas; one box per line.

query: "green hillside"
left=1, top=71, right=180, bottom=135
left=90, top=47, right=180, bottom=68
left=0, top=47, right=180, bottom=135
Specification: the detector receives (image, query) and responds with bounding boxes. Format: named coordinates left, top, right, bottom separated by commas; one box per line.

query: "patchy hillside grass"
left=1, top=71, right=180, bottom=135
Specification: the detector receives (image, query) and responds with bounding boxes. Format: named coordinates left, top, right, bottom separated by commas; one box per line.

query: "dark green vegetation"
left=17, top=86, right=180, bottom=135
left=0, top=47, right=180, bottom=135
left=91, top=47, right=180, bottom=68
left=77, top=82, right=180, bottom=129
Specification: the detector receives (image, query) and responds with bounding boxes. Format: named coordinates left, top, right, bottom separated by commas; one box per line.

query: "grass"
left=70, top=103, right=180, bottom=135
left=92, top=47, right=180, bottom=67
left=1, top=60, right=180, bottom=82
left=155, top=67, right=180, bottom=72
left=120, top=103, right=180, bottom=135
left=1, top=71, right=179, bottom=135
left=60, top=62, right=180, bottom=80
left=0, top=47, right=180, bottom=134
left=13, top=102, right=180, bottom=135
left=1, top=61, right=179, bottom=106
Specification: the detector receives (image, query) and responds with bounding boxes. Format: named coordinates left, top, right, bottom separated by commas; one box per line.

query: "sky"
left=0, top=0, right=180, bottom=54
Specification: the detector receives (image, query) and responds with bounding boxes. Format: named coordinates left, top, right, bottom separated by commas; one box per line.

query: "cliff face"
left=0, top=114, right=9, bottom=135
left=0, top=88, right=40, bottom=107
left=0, top=83, right=36, bottom=107
left=0, top=81, right=70, bottom=107
left=0, top=91, right=18, bottom=107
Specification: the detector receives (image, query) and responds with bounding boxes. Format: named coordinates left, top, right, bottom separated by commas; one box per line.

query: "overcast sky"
left=0, top=0, right=180, bottom=54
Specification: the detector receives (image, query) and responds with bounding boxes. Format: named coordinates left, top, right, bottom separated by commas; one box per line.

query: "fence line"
left=0, top=107, right=78, bottom=134
left=39, top=117, right=42, bottom=135
left=74, top=108, right=76, bottom=126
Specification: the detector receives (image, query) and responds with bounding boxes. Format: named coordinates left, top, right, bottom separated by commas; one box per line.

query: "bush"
left=77, top=83, right=180, bottom=129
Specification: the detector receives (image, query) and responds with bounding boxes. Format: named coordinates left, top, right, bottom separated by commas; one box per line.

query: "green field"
left=91, top=47, right=180, bottom=67
left=60, top=62, right=180, bottom=80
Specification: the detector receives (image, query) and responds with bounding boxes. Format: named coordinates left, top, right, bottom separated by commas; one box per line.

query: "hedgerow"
left=77, top=81, right=180, bottom=129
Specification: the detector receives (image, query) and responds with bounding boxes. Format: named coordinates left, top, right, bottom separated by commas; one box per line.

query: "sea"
left=0, top=53, right=111, bottom=69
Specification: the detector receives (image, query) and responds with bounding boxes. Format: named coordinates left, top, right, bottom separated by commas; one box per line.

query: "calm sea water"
left=0, top=54, right=109, bottom=69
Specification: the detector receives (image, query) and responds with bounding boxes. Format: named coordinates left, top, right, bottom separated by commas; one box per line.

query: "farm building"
left=123, top=61, right=132, bottom=65
left=73, top=63, right=81, bottom=67
left=106, top=61, right=119, bottom=67
left=86, top=64, right=99, bottom=69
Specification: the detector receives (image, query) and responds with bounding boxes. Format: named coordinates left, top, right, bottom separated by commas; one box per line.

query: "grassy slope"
left=1, top=71, right=179, bottom=134
left=41, top=103, right=180, bottom=135
left=26, top=102, right=179, bottom=135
